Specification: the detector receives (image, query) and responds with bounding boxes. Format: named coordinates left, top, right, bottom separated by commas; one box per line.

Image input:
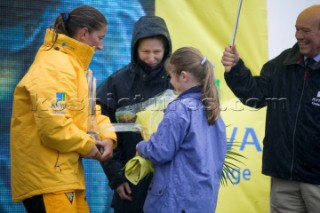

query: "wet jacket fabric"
left=97, top=16, right=172, bottom=212
left=224, top=43, right=320, bottom=184
left=10, top=29, right=117, bottom=202
left=137, top=86, right=227, bottom=213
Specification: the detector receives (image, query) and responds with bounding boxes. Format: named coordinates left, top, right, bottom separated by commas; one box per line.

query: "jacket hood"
left=131, top=16, right=172, bottom=63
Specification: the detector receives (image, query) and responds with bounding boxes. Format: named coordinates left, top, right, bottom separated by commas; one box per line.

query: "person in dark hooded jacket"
left=97, top=16, right=172, bottom=213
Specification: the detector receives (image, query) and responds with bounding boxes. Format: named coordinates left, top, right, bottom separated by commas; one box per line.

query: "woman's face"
left=79, top=25, right=108, bottom=50
left=137, top=38, right=165, bottom=68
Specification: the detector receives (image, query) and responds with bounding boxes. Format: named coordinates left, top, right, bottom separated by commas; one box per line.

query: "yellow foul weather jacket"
left=10, top=29, right=117, bottom=202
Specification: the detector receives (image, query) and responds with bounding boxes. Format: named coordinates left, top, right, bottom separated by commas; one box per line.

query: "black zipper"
left=290, top=70, right=308, bottom=179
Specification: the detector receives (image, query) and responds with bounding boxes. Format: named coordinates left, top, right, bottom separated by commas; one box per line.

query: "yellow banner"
left=156, top=0, right=269, bottom=212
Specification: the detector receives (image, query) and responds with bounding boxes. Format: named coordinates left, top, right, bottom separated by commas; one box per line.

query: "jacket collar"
left=283, top=43, right=304, bottom=65
left=178, top=86, right=202, bottom=100
left=306, top=54, right=320, bottom=63
left=283, top=43, right=320, bottom=69
left=43, top=28, right=95, bottom=70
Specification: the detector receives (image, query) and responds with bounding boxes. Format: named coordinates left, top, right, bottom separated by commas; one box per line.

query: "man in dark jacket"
left=97, top=16, right=172, bottom=213
left=221, top=5, right=320, bottom=213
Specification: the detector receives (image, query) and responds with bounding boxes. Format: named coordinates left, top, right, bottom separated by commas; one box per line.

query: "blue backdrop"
left=0, top=0, right=154, bottom=212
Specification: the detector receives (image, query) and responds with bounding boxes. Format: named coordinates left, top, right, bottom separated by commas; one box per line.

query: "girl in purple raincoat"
left=137, top=47, right=227, bottom=213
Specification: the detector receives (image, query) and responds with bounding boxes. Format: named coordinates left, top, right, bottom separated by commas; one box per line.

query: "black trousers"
left=23, top=195, right=46, bottom=213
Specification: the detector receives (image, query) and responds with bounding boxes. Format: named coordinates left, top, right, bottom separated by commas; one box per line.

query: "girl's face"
left=167, top=68, right=200, bottom=94
left=78, top=25, right=108, bottom=50
left=138, top=38, right=165, bottom=68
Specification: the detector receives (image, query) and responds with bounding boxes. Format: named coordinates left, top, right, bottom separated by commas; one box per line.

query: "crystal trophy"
left=87, top=69, right=104, bottom=154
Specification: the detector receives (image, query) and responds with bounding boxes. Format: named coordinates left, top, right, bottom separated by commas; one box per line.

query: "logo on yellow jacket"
left=51, top=92, right=66, bottom=114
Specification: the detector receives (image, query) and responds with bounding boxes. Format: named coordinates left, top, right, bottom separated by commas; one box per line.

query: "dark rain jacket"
left=224, top=43, right=320, bottom=184
left=97, top=16, right=172, bottom=212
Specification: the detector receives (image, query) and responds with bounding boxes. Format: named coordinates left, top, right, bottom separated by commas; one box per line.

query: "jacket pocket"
left=54, top=152, right=79, bottom=174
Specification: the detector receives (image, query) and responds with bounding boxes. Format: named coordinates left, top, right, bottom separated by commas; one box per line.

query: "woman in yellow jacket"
left=10, top=5, right=117, bottom=213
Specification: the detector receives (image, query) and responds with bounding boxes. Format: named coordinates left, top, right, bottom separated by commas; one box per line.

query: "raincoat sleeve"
left=137, top=100, right=189, bottom=165
left=224, top=59, right=272, bottom=108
